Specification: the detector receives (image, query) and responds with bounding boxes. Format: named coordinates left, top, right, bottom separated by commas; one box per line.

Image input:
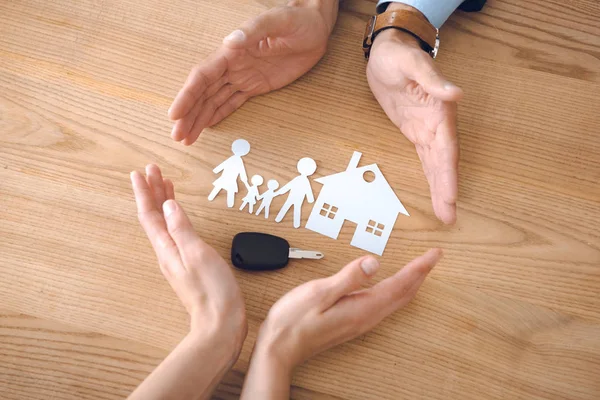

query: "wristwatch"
left=362, top=9, right=440, bottom=59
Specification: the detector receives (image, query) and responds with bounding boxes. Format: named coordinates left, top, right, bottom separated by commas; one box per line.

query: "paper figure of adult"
left=274, top=157, right=317, bottom=228
left=208, top=139, right=250, bottom=207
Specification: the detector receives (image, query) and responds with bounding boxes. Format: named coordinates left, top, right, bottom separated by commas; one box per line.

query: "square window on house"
left=366, top=220, right=385, bottom=237
left=320, top=203, right=337, bottom=219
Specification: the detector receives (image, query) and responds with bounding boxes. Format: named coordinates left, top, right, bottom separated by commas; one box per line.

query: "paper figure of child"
left=255, top=179, right=280, bottom=219
left=208, top=139, right=250, bottom=208
left=240, top=175, right=263, bottom=213
left=274, top=157, right=317, bottom=228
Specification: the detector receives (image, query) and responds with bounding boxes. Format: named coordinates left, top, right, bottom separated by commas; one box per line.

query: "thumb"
left=320, top=256, right=381, bottom=310
left=223, top=8, right=289, bottom=49
left=162, top=199, right=201, bottom=260
left=409, top=53, right=464, bottom=102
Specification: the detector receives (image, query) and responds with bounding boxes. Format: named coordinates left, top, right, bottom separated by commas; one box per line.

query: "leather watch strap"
left=363, top=9, right=438, bottom=59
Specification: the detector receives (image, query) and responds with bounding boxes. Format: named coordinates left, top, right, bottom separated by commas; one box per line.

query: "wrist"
left=289, top=0, right=339, bottom=33
left=239, top=330, right=294, bottom=400
left=190, top=311, right=247, bottom=365
left=186, top=330, right=239, bottom=370
left=372, top=27, right=421, bottom=49
left=254, top=319, right=300, bottom=372
left=252, top=336, right=295, bottom=379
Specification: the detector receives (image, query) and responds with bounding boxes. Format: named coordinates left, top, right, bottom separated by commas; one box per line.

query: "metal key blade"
left=288, top=248, right=324, bottom=260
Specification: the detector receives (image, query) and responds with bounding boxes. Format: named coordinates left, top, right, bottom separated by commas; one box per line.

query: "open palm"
left=367, top=30, right=463, bottom=224
left=169, top=6, right=333, bottom=145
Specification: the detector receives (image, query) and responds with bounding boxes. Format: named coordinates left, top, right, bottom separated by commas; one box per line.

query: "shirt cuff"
left=376, top=0, right=464, bottom=28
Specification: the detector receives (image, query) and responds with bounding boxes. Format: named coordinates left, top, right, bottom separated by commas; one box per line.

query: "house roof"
left=315, top=163, right=409, bottom=216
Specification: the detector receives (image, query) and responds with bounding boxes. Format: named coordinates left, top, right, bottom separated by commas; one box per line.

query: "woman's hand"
left=129, top=164, right=247, bottom=400
left=131, top=164, right=246, bottom=341
left=169, top=0, right=339, bottom=145
left=367, top=14, right=463, bottom=225
left=240, top=249, right=442, bottom=399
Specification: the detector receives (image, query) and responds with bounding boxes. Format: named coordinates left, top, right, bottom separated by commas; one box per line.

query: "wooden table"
left=1, top=0, right=599, bottom=399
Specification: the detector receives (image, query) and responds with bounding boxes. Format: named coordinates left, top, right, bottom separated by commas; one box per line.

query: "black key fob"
left=231, top=232, right=290, bottom=271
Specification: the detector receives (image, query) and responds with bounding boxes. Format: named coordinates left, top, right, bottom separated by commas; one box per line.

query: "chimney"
left=347, top=151, right=362, bottom=171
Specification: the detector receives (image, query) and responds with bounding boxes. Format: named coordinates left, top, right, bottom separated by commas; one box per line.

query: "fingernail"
left=163, top=200, right=176, bottom=217
left=444, top=81, right=458, bottom=91
left=224, top=29, right=245, bottom=43
left=360, top=257, right=380, bottom=276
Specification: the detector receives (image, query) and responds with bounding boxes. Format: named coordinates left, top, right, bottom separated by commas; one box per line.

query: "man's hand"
left=240, top=249, right=442, bottom=399
left=169, top=0, right=338, bottom=145
left=367, top=18, right=463, bottom=224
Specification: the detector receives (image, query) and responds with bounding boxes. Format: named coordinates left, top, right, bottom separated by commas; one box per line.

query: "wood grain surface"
left=1, top=0, right=599, bottom=399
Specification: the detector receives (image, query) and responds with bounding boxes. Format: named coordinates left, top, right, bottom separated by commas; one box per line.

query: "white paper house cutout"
left=305, top=152, right=409, bottom=255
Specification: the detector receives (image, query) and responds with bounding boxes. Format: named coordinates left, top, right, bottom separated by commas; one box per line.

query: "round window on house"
left=363, top=170, right=376, bottom=183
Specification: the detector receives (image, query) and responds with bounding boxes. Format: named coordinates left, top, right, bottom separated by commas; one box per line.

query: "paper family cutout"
left=208, top=139, right=409, bottom=255
left=240, top=174, right=263, bottom=213
left=274, top=157, right=316, bottom=228
left=208, top=139, right=250, bottom=208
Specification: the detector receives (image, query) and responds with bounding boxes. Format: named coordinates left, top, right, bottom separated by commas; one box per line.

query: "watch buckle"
left=431, top=29, right=440, bottom=59
left=362, top=15, right=377, bottom=58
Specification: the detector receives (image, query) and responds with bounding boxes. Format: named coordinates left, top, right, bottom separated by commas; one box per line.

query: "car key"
left=231, top=232, right=324, bottom=271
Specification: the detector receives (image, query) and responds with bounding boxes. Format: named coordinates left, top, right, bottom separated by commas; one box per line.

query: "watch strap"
left=363, top=9, right=438, bottom=59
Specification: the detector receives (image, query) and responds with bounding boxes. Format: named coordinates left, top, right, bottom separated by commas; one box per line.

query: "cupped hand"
left=255, top=249, right=442, bottom=370
left=130, top=165, right=247, bottom=349
left=367, top=28, right=463, bottom=224
left=169, top=1, right=337, bottom=145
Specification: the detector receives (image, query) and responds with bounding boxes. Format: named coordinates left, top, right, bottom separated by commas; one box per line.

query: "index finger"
left=434, top=113, right=459, bottom=224
left=329, top=249, right=442, bottom=321
left=368, top=248, right=442, bottom=313
left=320, top=249, right=442, bottom=339
left=168, top=52, right=229, bottom=121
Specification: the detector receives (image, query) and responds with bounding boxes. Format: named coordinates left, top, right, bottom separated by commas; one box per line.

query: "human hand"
left=169, top=0, right=339, bottom=145
left=366, top=11, right=463, bottom=224
left=252, top=249, right=441, bottom=373
left=130, top=165, right=247, bottom=351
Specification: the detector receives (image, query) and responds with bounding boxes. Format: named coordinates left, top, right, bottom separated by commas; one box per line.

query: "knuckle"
left=156, top=233, right=176, bottom=251
left=337, top=274, right=356, bottom=291
left=167, top=221, right=186, bottom=237
left=189, top=244, right=215, bottom=264
left=426, top=66, right=440, bottom=79
left=190, top=65, right=203, bottom=78
left=304, top=281, right=325, bottom=298
left=393, top=282, right=411, bottom=302
left=136, top=211, right=146, bottom=224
